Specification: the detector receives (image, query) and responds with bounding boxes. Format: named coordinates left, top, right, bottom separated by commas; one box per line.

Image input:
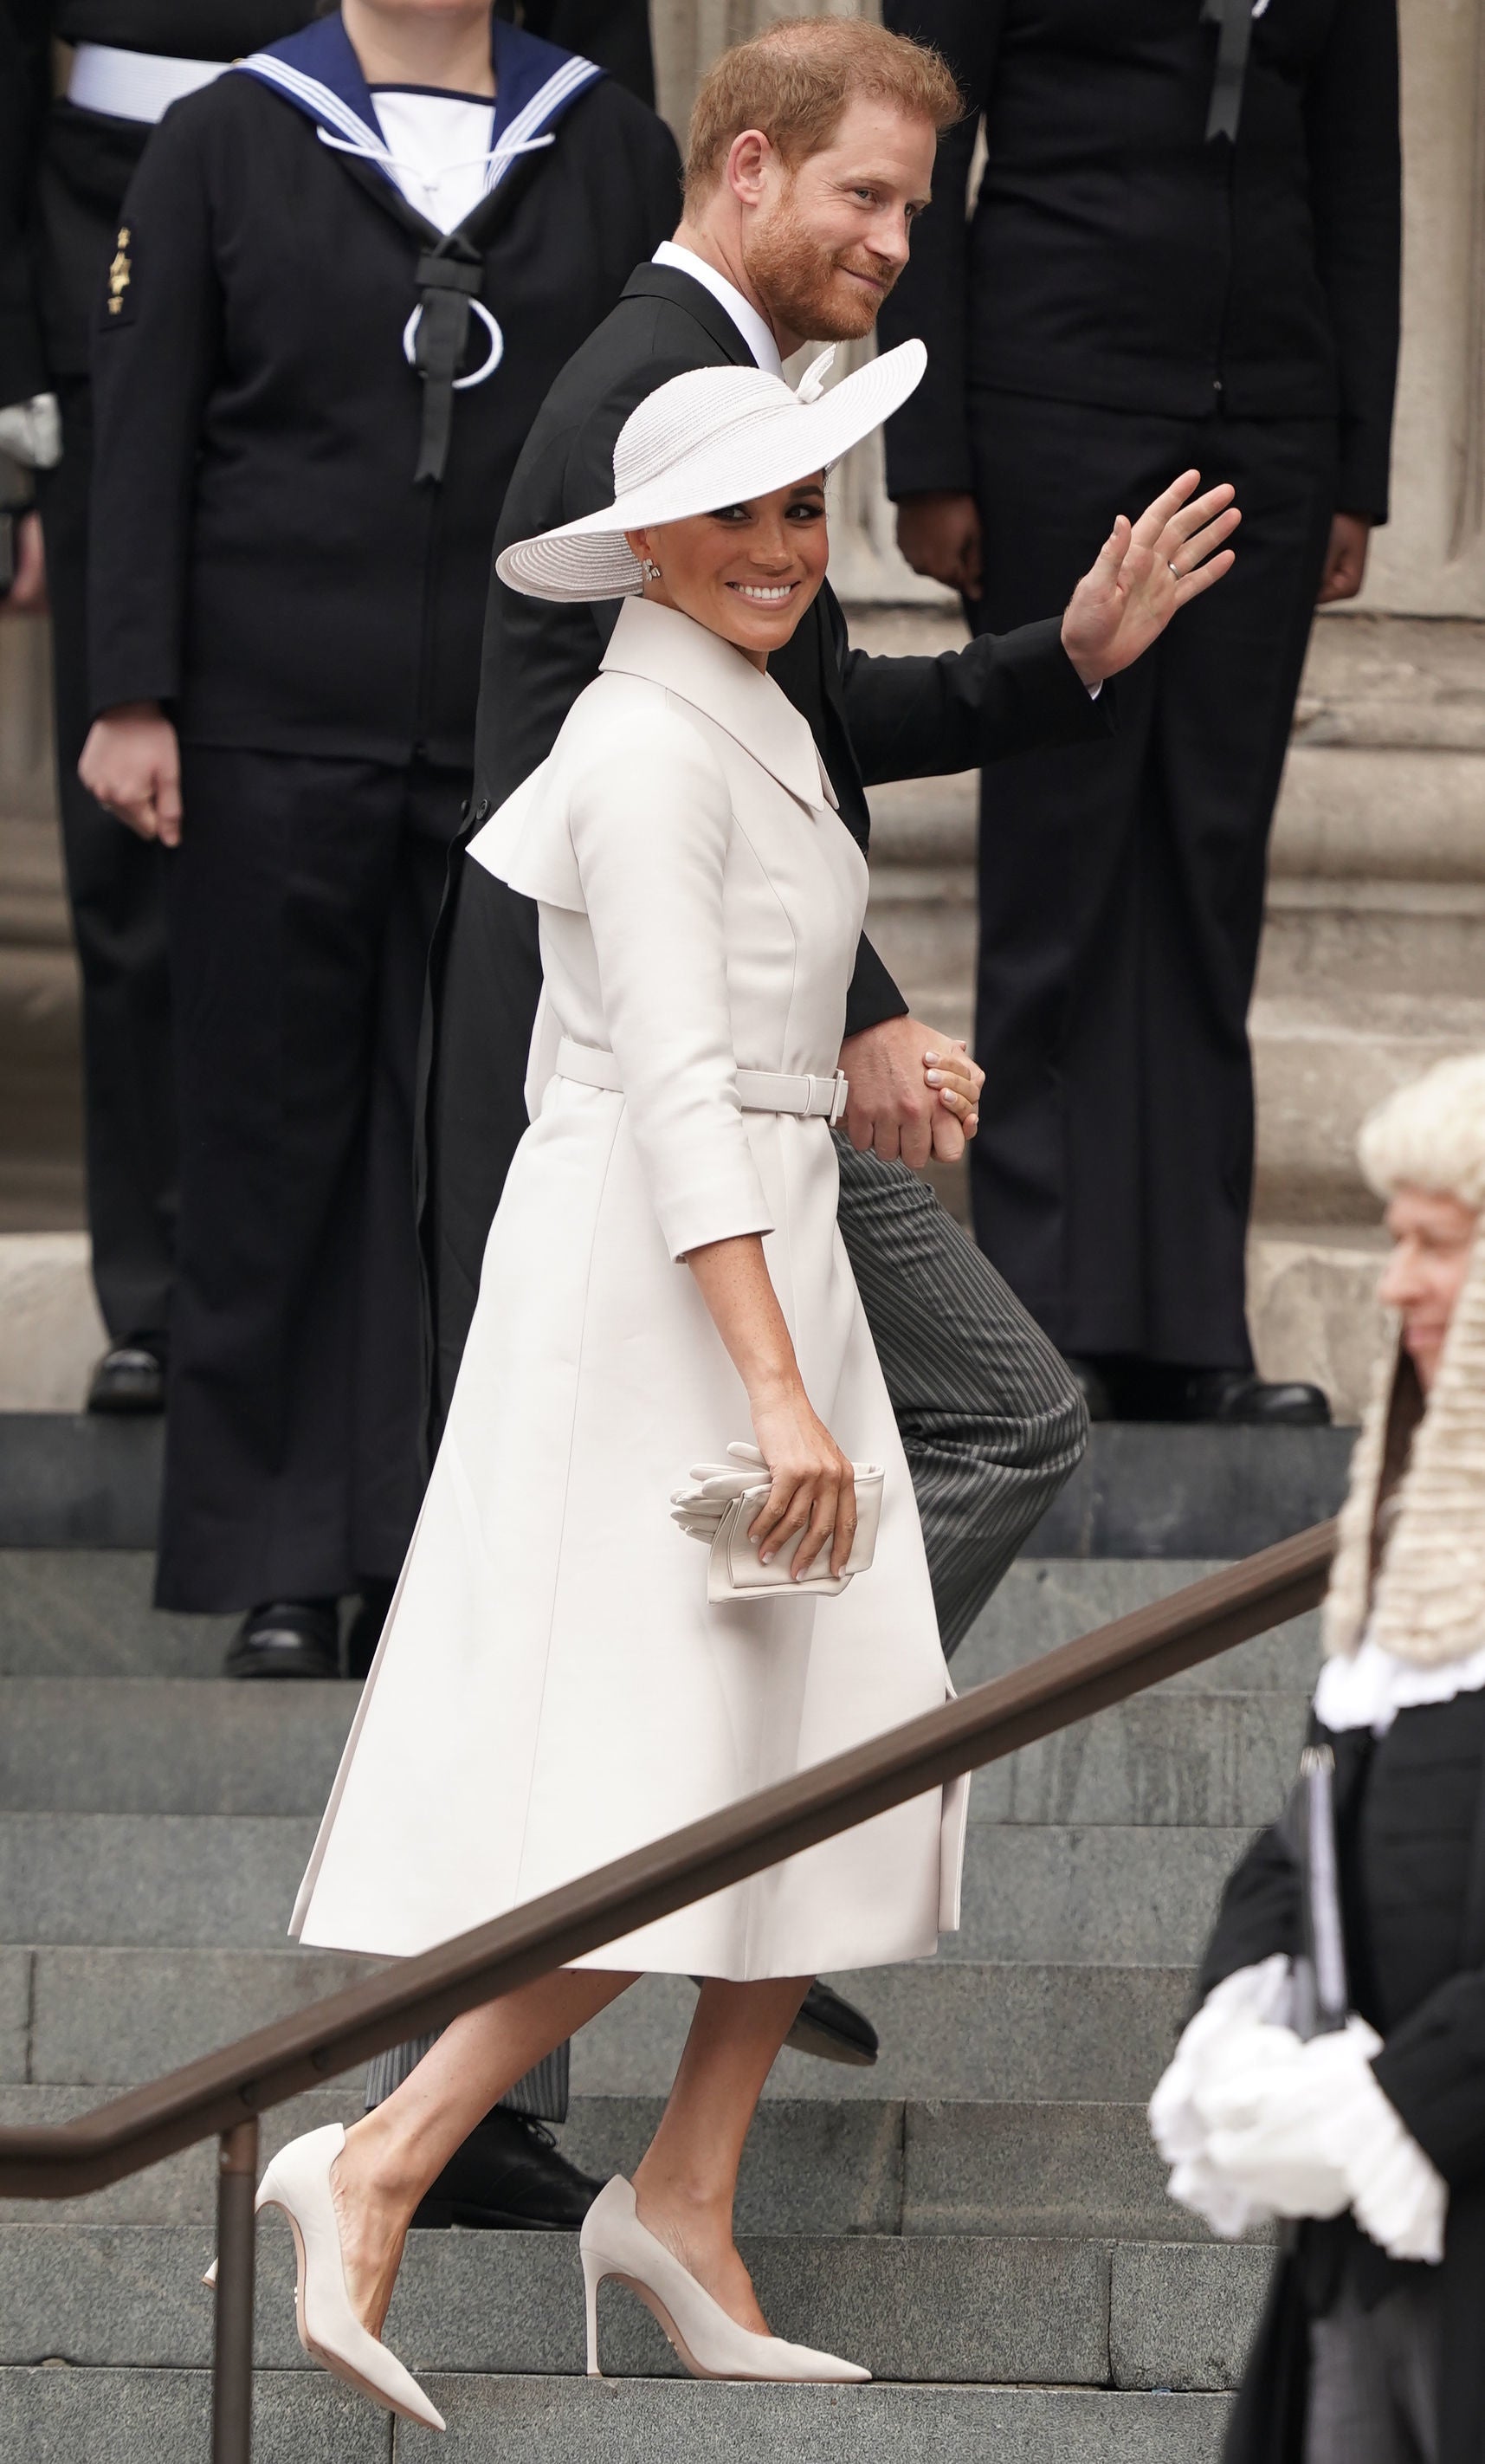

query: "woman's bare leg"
left=631, top=1975, right=810, bottom=2335
left=330, top=1967, right=638, bottom=2333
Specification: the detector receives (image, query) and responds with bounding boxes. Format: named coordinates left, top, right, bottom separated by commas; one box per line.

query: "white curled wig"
left=1322, top=1052, right=1485, bottom=1666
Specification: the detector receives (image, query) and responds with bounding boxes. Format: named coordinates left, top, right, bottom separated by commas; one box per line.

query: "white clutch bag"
left=671, top=1442, right=884, bottom=1603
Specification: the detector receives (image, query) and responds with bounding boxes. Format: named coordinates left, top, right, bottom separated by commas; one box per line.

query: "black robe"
left=1200, top=1696, right=1485, bottom=2463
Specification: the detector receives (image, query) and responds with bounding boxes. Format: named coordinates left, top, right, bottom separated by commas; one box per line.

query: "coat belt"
left=555, top=1037, right=849, bottom=1127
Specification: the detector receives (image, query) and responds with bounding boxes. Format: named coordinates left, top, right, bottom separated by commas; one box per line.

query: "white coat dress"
left=291, top=596, right=965, bottom=1978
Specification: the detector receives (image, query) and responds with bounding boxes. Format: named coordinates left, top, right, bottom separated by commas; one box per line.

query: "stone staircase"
left=0, top=1536, right=1331, bottom=2460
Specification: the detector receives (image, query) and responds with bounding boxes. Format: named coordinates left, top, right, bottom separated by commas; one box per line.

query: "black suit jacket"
left=880, top=0, right=1401, bottom=522
left=420, top=259, right=1110, bottom=1439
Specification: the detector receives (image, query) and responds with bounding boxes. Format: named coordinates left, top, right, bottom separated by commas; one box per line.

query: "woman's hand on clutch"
left=682, top=1233, right=855, bottom=1578
left=746, top=1387, right=857, bottom=1582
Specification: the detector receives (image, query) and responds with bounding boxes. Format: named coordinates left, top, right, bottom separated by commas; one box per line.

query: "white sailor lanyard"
left=235, top=14, right=603, bottom=483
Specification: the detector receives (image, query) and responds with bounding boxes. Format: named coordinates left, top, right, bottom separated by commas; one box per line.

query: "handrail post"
left=212, top=2116, right=259, bottom=2464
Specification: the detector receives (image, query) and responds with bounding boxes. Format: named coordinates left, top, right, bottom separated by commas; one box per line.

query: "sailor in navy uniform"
left=81, top=8, right=680, bottom=1685
left=1, top=0, right=655, bottom=1413
left=2, top=3, right=318, bottom=1415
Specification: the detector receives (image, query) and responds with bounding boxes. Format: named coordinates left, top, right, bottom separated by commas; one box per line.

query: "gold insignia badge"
left=107, top=229, right=132, bottom=316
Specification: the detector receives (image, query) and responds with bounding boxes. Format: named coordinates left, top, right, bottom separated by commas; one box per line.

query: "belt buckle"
left=828, top=1069, right=849, bottom=1128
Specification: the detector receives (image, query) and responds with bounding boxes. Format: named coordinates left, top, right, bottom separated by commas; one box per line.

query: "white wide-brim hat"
left=497, top=337, right=927, bottom=604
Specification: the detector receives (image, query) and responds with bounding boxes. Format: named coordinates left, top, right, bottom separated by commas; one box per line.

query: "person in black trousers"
left=78, top=0, right=679, bottom=1681
left=880, top=0, right=1402, bottom=1426
left=1, top=0, right=319, bottom=1413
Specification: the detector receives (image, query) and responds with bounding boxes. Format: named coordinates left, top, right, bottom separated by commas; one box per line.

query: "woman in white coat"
left=237, top=341, right=1238, bottom=2426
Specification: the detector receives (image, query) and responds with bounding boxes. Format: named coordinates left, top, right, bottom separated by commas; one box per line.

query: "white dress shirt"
left=651, top=240, right=784, bottom=377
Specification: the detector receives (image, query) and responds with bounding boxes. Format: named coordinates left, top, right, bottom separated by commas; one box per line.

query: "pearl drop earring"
left=640, top=558, right=662, bottom=581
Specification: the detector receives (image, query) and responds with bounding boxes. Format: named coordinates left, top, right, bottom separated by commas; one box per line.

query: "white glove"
left=1150, top=1956, right=1294, bottom=2164
left=1149, top=1956, right=1296, bottom=2241
left=1312, top=2039, right=1448, bottom=2263
left=670, top=1443, right=767, bottom=1542
left=1200, top=2019, right=1378, bottom=2220
left=0, top=391, right=61, bottom=470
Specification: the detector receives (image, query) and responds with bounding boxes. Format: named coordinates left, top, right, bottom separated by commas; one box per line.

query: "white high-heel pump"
left=579, top=2176, right=869, bottom=2383
left=204, top=2122, right=444, bottom=2431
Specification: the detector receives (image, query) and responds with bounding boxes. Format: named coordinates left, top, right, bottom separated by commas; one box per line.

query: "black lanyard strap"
left=1201, top=0, right=1255, bottom=142
left=411, top=243, right=486, bottom=485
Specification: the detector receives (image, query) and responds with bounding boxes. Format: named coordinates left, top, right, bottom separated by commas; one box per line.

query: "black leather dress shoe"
left=86, top=1345, right=165, bottom=1415
left=1062, top=1356, right=1114, bottom=1421
left=345, top=1580, right=394, bottom=1681
left=1175, top=1370, right=1332, bottom=1427
left=784, top=1979, right=879, bottom=2067
left=411, top=2111, right=604, bottom=2231
left=223, top=1599, right=341, bottom=1680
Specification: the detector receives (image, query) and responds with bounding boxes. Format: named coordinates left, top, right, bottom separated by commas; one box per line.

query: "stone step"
left=0, top=1674, right=1307, bottom=1827
left=0, top=1413, right=1354, bottom=1554
left=0, top=1548, right=247, bottom=1677
left=0, top=2219, right=1270, bottom=2389
left=0, top=1814, right=1251, bottom=1963
left=6, top=1950, right=1191, bottom=2104
left=1249, top=989, right=1485, bottom=1224
left=0, top=1548, right=1196, bottom=1678
left=959, top=1558, right=1322, bottom=1693
left=0, top=2085, right=1230, bottom=2246
left=0, top=2368, right=1232, bottom=2461
left=0, top=1678, right=356, bottom=1813
left=0, top=1548, right=1327, bottom=1690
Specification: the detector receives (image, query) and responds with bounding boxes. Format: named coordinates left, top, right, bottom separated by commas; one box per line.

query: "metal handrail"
left=0, top=1517, right=1336, bottom=2457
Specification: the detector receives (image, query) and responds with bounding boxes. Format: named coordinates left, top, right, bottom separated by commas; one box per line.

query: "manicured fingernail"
left=923, top=1051, right=939, bottom=1064
left=925, top=1070, right=946, bottom=1086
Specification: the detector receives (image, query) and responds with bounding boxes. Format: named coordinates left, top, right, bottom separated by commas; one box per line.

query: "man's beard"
left=742, top=201, right=896, bottom=344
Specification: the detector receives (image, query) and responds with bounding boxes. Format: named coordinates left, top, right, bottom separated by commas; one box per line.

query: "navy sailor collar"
left=235, top=10, right=604, bottom=206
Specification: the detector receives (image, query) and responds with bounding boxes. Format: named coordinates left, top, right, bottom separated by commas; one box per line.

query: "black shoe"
left=784, top=1979, right=879, bottom=2068
left=411, top=2111, right=604, bottom=2231
left=86, top=1344, right=165, bottom=1415
left=1174, top=1369, right=1332, bottom=1428
left=1062, top=1355, right=1114, bottom=1421
left=223, top=1599, right=341, bottom=1680
left=345, top=1580, right=394, bottom=1682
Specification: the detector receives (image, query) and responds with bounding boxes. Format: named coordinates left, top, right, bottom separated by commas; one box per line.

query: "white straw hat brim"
left=497, top=338, right=927, bottom=603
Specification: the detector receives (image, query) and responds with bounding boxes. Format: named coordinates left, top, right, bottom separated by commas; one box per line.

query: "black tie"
left=1202, top=0, right=1254, bottom=143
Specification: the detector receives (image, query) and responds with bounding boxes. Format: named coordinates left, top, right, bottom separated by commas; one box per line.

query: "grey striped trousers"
left=366, top=1139, right=1087, bottom=2121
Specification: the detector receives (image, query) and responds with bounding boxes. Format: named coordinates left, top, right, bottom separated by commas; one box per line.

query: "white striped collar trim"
left=235, top=49, right=603, bottom=203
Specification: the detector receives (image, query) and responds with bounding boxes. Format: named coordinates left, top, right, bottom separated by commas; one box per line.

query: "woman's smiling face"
left=625, top=476, right=830, bottom=667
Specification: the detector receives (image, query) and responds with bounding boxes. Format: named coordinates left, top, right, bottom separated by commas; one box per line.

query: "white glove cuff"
left=0, top=391, right=61, bottom=471
left=1315, top=2036, right=1447, bottom=2264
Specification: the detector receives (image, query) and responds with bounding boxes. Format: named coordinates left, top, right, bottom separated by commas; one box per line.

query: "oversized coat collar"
left=468, top=599, right=840, bottom=912
left=598, top=598, right=838, bottom=818
left=235, top=11, right=603, bottom=221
